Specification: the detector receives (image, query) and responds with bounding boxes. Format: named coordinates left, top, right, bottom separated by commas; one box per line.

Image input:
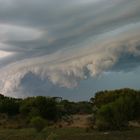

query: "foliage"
left=59, top=100, right=92, bottom=115
left=93, top=89, right=140, bottom=130
left=0, top=97, right=20, bottom=116
left=92, top=88, right=138, bottom=107
left=20, top=96, right=59, bottom=121
left=30, top=116, right=46, bottom=132
left=0, top=88, right=139, bottom=131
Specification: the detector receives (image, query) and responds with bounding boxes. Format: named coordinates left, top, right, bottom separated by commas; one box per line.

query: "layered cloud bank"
left=0, top=0, right=140, bottom=96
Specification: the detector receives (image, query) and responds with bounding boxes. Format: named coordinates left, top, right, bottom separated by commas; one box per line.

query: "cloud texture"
left=0, top=0, right=140, bottom=97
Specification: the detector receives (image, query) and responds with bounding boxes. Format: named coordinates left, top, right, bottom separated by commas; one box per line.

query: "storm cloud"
left=0, top=0, right=140, bottom=98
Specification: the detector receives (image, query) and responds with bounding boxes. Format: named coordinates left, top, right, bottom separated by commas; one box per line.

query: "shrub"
left=30, top=116, right=46, bottom=132
left=95, top=96, right=136, bottom=130
left=20, top=97, right=59, bottom=121
left=95, top=104, right=113, bottom=130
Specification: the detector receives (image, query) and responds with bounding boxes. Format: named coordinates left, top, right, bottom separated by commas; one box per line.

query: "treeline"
left=0, top=94, right=92, bottom=127
left=0, top=88, right=140, bottom=131
left=91, top=88, right=140, bottom=130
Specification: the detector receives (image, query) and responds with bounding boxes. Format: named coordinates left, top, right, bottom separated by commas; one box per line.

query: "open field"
left=0, top=127, right=140, bottom=140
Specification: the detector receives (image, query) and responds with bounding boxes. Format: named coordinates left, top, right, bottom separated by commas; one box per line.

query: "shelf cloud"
left=0, top=0, right=140, bottom=97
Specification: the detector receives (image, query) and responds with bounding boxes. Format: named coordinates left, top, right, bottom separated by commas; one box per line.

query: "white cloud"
left=0, top=0, right=140, bottom=96
left=0, top=50, right=14, bottom=58
left=1, top=21, right=140, bottom=95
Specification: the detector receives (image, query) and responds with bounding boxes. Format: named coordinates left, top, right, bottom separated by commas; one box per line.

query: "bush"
left=0, top=98, right=20, bottom=116
left=95, top=104, right=113, bottom=130
left=30, top=116, right=46, bottom=132
left=93, top=89, right=140, bottom=131
left=95, top=96, right=137, bottom=130
left=20, top=97, right=59, bottom=121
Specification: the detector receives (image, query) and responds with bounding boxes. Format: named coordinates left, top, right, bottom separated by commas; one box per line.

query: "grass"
left=0, top=127, right=140, bottom=140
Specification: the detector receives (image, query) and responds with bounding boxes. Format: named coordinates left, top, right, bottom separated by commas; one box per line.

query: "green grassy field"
left=0, top=127, right=140, bottom=140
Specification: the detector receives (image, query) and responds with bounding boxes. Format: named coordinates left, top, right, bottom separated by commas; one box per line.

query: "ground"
left=0, top=127, right=140, bottom=140
left=55, top=114, right=92, bottom=128
left=0, top=115, right=140, bottom=140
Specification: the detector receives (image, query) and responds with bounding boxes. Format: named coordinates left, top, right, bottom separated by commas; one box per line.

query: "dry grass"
left=69, top=115, right=91, bottom=128
left=0, top=127, right=140, bottom=140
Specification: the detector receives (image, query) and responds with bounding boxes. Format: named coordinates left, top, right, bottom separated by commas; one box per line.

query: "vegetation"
left=0, top=93, right=93, bottom=129
left=0, top=88, right=140, bottom=139
left=20, top=96, right=60, bottom=121
left=92, top=88, right=140, bottom=130
left=0, top=127, right=140, bottom=140
left=30, top=116, right=46, bottom=132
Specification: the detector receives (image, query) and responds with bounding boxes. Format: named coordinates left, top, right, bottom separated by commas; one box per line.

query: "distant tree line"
left=0, top=94, right=92, bottom=128
left=0, top=88, right=140, bottom=131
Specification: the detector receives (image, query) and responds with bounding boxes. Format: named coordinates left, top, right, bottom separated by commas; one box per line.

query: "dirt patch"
left=56, top=114, right=92, bottom=128
left=129, top=121, right=140, bottom=127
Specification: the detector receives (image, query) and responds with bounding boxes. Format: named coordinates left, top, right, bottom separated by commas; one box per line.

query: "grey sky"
left=0, top=0, right=140, bottom=100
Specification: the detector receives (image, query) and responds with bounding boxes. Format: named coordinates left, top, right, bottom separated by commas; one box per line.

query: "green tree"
left=0, top=98, right=20, bottom=116
left=20, top=97, right=59, bottom=121
left=95, top=95, right=140, bottom=130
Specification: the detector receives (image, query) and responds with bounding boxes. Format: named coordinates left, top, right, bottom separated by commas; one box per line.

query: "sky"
left=0, top=0, right=140, bottom=101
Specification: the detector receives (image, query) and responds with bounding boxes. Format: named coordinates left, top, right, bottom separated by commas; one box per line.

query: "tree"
left=95, top=93, right=140, bottom=130
left=20, top=97, right=59, bottom=121
left=0, top=98, right=20, bottom=116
